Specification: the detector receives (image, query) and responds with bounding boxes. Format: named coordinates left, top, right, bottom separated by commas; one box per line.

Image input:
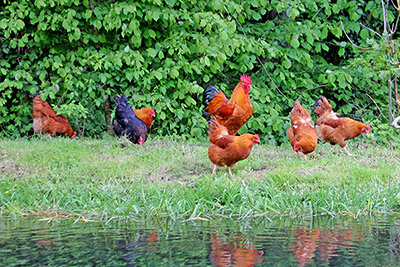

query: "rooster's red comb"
left=240, top=75, right=252, bottom=85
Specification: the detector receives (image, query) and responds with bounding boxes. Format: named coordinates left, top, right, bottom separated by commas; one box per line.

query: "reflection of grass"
left=0, top=136, right=399, bottom=221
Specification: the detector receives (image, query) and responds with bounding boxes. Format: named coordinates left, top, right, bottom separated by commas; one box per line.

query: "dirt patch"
left=246, top=166, right=277, bottom=179
left=295, top=166, right=326, bottom=177
left=0, top=158, right=30, bottom=179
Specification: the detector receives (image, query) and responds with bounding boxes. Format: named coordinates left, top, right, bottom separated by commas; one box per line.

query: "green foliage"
left=0, top=0, right=398, bottom=143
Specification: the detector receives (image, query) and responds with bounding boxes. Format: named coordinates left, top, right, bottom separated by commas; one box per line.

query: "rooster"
left=313, top=96, right=371, bottom=156
left=32, top=94, right=76, bottom=138
left=287, top=100, right=318, bottom=159
left=113, top=94, right=148, bottom=145
left=113, top=95, right=155, bottom=138
left=208, top=117, right=259, bottom=177
left=203, top=75, right=253, bottom=135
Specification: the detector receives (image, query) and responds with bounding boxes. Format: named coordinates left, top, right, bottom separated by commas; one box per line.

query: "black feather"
left=203, top=85, right=220, bottom=116
left=312, top=96, right=323, bottom=115
left=32, top=93, right=39, bottom=99
left=114, top=94, right=148, bottom=144
left=203, top=86, right=220, bottom=107
left=208, top=117, right=217, bottom=131
left=112, top=120, right=124, bottom=137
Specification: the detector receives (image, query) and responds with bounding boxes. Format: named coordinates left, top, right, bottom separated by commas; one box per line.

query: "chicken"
left=113, top=94, right=148, bottom=144
left=313, top=96, right=371, bottom=156
left=133, top=107, right=156, bottom=130
left=208, top=117, right=259, bottom=177
left=203, top=75, right=253, bottom=135
left=287, top=99, right=318, bottom=159
left=113, top=95, right=155, bottom=139
left=32, top=94, right=76, bottom=138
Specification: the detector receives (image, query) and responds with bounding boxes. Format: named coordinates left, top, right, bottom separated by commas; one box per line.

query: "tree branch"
left=340, top=18, right=373, bottom=50
left=366, top=93, right=389, bottom=121
left=257, top=58, right=292, bottom=107
left=360, top=23, right=382, bottom=37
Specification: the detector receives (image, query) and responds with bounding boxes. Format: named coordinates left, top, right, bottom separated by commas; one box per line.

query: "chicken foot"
left=342, top=146, right=353, bottom=156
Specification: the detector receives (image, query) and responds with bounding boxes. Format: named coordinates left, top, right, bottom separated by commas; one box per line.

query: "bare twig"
left=391, top=0, right=400, bottom=10
left=311, top=8, right=323, bottom=20
left=257, top=58, right=292, bottom=106
left=382, top=0, right=389, bottom=35
left=394, top=74, right=400, bottom=114
left=389, top=12, right=400, bottom=34
left=366, top=93, right=389, bottom=121
left=340, top=18, right=373, bottom=50
left=234, top=17, right=247, bottom=38
left=360, top=23, right=382, bottom=37
left=392, top=116, right=400, bottom=128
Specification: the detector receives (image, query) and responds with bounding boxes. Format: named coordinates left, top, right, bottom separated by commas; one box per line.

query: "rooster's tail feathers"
left=203, top=86, right=220, bottom=108
left=313, top=96, right=331, bottom=116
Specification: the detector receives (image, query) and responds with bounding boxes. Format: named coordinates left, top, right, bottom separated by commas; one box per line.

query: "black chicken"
left=113, top=94, right=148, bottom=145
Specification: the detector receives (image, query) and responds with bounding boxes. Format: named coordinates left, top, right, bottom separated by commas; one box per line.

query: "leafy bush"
left=0, top=0, right=398, bottom=144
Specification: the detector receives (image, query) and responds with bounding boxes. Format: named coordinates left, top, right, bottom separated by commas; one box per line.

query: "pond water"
left=1, top=215, right=400, bottom=266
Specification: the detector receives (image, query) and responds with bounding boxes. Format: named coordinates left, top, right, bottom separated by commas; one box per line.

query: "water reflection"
left=291, top=228, right=364, bottom=267
left=210, top=231, right=263, bottom=267
left=1, top=216, right=400, bottom=266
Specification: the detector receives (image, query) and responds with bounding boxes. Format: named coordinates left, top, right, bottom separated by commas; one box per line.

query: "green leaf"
left=190, top=127, right=202, bottom=137
left=290, top=37, right=300, bottom=48
left=170, top=68, right=179, bottom=78
left=154, top=71, right=163, bottom=80
left=283, top=58, right=292, bottom=69
left=204, top=56, right=210, bottom=66
left=360, top=28, right=369, bottom=39
left=338, top=47, right=345, bottom=56
left=159, top=112, right=166, bottom=120
left=165, top=0, right=176, bottom=7
left=73, top=28, right=81, bottom=40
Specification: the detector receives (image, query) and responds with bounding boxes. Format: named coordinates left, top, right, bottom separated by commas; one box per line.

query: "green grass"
left=0, top=135, right=399, bottom=221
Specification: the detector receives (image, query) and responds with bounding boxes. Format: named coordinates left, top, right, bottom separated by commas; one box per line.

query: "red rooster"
left=313, top=96, right=371, bottom=156
left=287, top=100, right=318, bottom=159
left=32, top=94, right=76, bottom=138
left=203, top=75, right=253, bottom=135
left=208, top=118, right=259, bottom=177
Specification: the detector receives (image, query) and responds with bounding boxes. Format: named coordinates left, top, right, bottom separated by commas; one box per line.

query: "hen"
left=287, top=99, right=318, bottom=159
left=113, top=94, right=148, bottom=145
left=203, top=75, right=253, bottom=135
left=113, top=95, right=155, bottom=138
left=208, top=117, right=259, bottom=177
left=32, top=94, right=76, bottom=138
left=313, top=96, right=371, bottom=156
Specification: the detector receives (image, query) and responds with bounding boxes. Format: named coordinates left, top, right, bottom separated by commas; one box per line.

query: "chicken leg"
left=211, top=164, right=217, bottom=175
left=342, top=146, right=353, bottom=156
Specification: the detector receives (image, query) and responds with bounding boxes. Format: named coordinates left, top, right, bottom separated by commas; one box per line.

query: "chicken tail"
left=203, top=86, right=220, bottom=115
left=313, top=96, right=332, bottom=116
left=114, top=94, right=122, bottom=108
left=208, top=117, right=228, bottom=143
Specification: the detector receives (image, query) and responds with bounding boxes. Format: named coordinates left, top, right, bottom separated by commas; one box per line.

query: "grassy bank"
left=0, top=136, right=399, bottom=221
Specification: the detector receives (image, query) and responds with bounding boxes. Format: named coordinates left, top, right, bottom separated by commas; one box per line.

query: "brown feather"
left=32, top=95, right=76, bottom=138
left=206, top=78, right=253, bottom=135
left=288, top=100, right=318, bottom=155
left=314, top=96, right=370, bottom=151
left=208, top=118, right=259, bottom=168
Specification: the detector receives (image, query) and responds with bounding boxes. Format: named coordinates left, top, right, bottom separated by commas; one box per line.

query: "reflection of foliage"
left=0, top=0, right=399, bottom=143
